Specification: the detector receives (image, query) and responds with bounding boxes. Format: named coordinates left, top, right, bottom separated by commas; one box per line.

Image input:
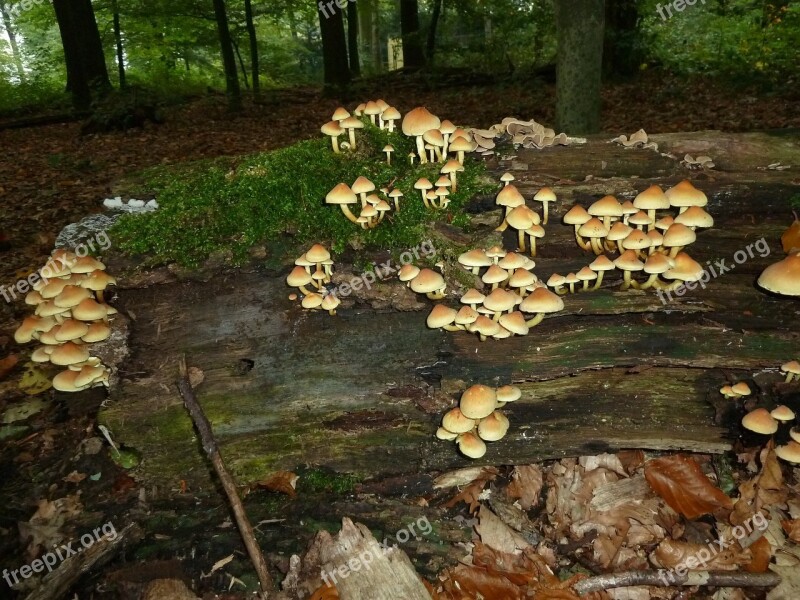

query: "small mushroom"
left=456, top=432, right=487, bottom=459
left=460, top=385, right=497, bottom=420
left=758, top=252, right=800, bottom=297
left=383, top=144, right=394, bottom=165
left=742, top=408, right=778, bottom=435
left=781, top=360, right=800, bottom=383
left=776, top=441, right=800, bottom=464
left=321, top=121, right=344, bottom=153
left=410, top=269, right=446, bottom=300
left=325, top=183, right=360, bottom=224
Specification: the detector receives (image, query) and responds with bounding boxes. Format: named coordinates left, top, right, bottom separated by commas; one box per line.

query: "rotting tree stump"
left=100, top=130, right=800, bottom=490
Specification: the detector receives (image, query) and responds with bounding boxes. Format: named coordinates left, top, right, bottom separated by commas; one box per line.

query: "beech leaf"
left=644, top=455, right=733, bottom=519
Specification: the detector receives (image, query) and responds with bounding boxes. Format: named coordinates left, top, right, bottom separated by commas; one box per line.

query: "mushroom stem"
left=787, top=373, right=796, bottom=383
left=575, top=229, right=592, bottom=252
left=416, top=136, right=428, bottom=164
left=638, top=274, right=661, bottom=290
left=369, top=114, right=377, bottom=126
left=457, top=150, right=465, bottom=165
left=427, top=288, right=446, bottom=301
left=528, top=234, right=537, bottom=257
left=590, top=237, right=604, bottom=256
left=604, top=240, right=616, bottom=254
left=420, top=191, right=430, bottom=208
left=555, top=285, right=568, bottom=296
left=517, top=230, right=526, bottom=252
left=449, top=172, right=458, bottom=192
left=385, top=152, right=392, bottom=165
left=592, top=272, right=606, bottom=291
left=299, top=285, right=316, bottom=296
left=348, top=127, right=357, bottom=150
left=647, top=209, right=656, bottom=231
left=525, top=313, right=545, bottom=327
left=96, top=290, right=106, bottom=303
left=668, top=246, right=682, bottom=258
left=569, top=281, right=576, bottom=294
left=444, top=325, right=461, bottom=332
left=330, top=136, right=340, bottom=154
left=339, top=205, right=360, bottom=224
left=542, top=203, right=550, bottom=225
left=479, top=334, right=487, bottom=342
left=496, top=219, right=509, bottom=233
left=582, top=281, right=590, bottom=292
left=620, top=270, right=633, bottom=291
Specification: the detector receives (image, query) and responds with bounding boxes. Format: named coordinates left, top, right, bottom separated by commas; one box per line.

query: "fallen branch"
left=23, top=523, right=142, bottom=600
left=573, top=570, right=781, bottom=596
left=176, top=358, right=274, bottom=597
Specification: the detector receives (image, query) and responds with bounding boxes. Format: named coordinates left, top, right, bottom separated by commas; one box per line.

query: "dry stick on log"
left=24, top=523, right=142, bottom=600
left=176, top=358, right=274, bottom=597
left=573, top=570, right=781, bottom=596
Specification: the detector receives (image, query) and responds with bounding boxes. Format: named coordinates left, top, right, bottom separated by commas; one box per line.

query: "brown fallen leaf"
left=781, top=211, right=800, bottom=254
left=745, top=535, right=773, bottom=573
left=650, top=538, right=750, bottom=571
left=444, top=467, right=499, bottom=513
left=782, top=519, right=800, bottom=542
left=476, top=505, right=532, bottom=555
left=256, top=471, right=299, bottom=497
left=506, top=465, right=543, bottom=510
left=62, top=471, right=86, bottom=484
left=0, top=354, right=18, bottom=380
left=188, top=366, right=205, bottom=389
left=309, top=584, right=339, bottom=599
left=644, top=454, right=733, bottom=519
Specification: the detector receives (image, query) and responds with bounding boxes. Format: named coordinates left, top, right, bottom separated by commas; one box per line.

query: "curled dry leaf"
left=644, top=454, right=733, bottom=519
left=0, top=354, right=18, bottom=380
left=782, top=519, right=800, bottom=543
left=506, top=465, right=543, bottom=510
left=650, top=538, right=750, bottom=571
left=256, top=470, right=299, bottom=497
left=444, top=467, right=499, bottom=513
left=309, top=584, right=339, bottom=600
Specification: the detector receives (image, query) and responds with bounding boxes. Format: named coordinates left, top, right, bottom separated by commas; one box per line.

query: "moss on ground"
left=112, top=124, right=495, bottom=268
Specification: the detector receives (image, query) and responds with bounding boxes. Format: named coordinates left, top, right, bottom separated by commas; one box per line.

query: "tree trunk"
left=358, top=0, right=380, bottom=69
left=426, top=0, right=443, bottom=64
left=111, top=0, right=126, bottom=89
left=400, top=0, right=425, bottom=69
left=52, top=0, right=111, bottom=111
left=233, top=38, right=250, bottom=90
left=347, top=0, right=361, bottom=77
left=555, top=0, right=604, bottom=134
left=318, top=0, right=351, bottom=89
left=0, top=1, right=26, bottom=83
left=244, top=0, right=260, bottom=100
left=603, top=0, right=640, bottom=78
left=211, top=0, right=242, bottom=112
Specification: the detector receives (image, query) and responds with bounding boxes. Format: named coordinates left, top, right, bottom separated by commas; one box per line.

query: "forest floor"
left=0, top=71, right=799, bottom=600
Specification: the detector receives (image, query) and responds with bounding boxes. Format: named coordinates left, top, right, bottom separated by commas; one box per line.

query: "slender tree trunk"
left=555, top=0, right=604, bottom=134
left=603, top=0, right=640, bottom=78
left=233, top=39, right=250, bottom=90
left=0, top=1, right=25, bottom=83
left=400, top=0, right=425, bottom=68
left=359, top=0, right=380, bottom=69
left=318, top=1, right=351, bottom=89
left=52, top=0, right=111, bottom=111
left=211, top=0, right=242, bottom=112
left=111, top=0, right=126, bottom=89
left=426, top=0, right=443, bottom=63
left=244, top=0, right=260, bottom=99
left=347, top=0, right=360, bottom=77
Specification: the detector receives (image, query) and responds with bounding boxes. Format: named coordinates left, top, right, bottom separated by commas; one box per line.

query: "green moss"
left=297, top=467, right=360, bottom=495
left=112, top=124, right=494, bottom=268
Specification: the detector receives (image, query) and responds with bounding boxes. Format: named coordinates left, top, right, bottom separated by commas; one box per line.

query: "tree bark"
left=52, top=0, right=111, bottom=111
left=233, top=38, right=250, bottom=90
left=426, top=0, right=443, bottom=63
left=347, top=0, right=361, bottom=77
left=555, top=0, right=604, bottom=134
left=211, top=0, right=242, bottom=112
left=359, top=0, right=380, bottom=69
left=318, top=0, right=351, bottom=89
left=0, top=1, right=26, bottom=83
left=111, top=0, right=126, bottom=89
left=603, top=0, right=640, bottom=78
left=400, top=0, right=425, bottom=69
left=244, top=0, right=260, bottom=100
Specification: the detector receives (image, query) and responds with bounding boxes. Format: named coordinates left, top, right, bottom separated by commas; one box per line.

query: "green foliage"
left=112, top=123, right=494, bottom=267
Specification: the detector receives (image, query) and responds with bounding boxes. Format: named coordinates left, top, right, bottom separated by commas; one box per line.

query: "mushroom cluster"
left=557, top=181, right=714, bottom=292
left=494, top=180, right=554, bottom=255
left=611, top=129, right=658, bottom=151
left=466, top=117, right=572, bottom=156
left=413, top=164, right=463, bottom=211
left=401, top=107, right=477, bottom=166
left=782, top=360, right=800, bottom=383
left=436, top=384, right=521, bottom=459
left=757, top=252, right=800, bottom=297
left=398, top=265, right=447, bottom=300
left=286, top=244, right=340, bottom=315
left=719, top=381, right=752, bottom=399
left=425, top=247, right=563, bottom=342
left=325, top=177, right=403, bottom=228
left=14, top=249, right=116, bottom=393
left=742, top=404, right=800, bottom=465
left=320, top=100, right=402, bottom=153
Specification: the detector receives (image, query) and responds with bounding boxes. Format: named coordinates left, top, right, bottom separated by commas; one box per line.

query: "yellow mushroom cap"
left=770, top=405, right=795, bottom=422
left=776, top=441, right=800, bottom=464
left=82, top=322, right=111, bottom=343
left=482, top=265, right=510, bottom=286
left=469, top=315, right=500, bottom=338
left=460, top=385, right=497, bottom=420
left=71, top=256, right=105, bottom=274
left=665, top=180, right=708, bottom=209
left=455, top=306, right=479, bottom=326
left=427, top=305, right=458, bottom=329
left=742, top=408, right=778, bottom=435
left=483, top=288, right=517, bottom=314
left=459, top=249, right=492, bottom=270
left=674, top=206, right=714, bottom=229
left=478, top=411, right=510, bottom=442
left=496, top=385, right=521, bottom=403
left=589, top=195, right=623, bottom=219
left=50, top=341, right=90, bottom=366
left=633, top=185, right=670, bottom=211
left=758, top=253, right=800, bottom=297
left=410, top=269, right=445, bottom=295
left=461, top=288, right=486, bottom=306
left=457, top=432, right=487, bottom=459
left=496, top=185, right=526, bottom=209
left=442, top=407, right=477, bottom=434
left=436, top=427, right=458, bottom=441
left=563, top=205, right=591, bottom=225
left=663, top=252, right=705, bottom=282
left=401, top=107, right=441, bottom=137
left=53, top=369, right=87, bottom=392
left=519, top=287, right=564, bottom=314
left=54, top=319, right=90, bottom=342
left=325, top=183, right=358, bottom=205
left=54, top=285, right=92, bottom=308
left=731, top=382, right=752, bottom=396
left=72, top=298, right=110, bottom=321
left=782, top=360, right=800, bottom=376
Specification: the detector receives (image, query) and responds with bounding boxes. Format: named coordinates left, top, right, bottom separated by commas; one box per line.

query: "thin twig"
left=176, top=357, right=274, bottom=597
left=573, top=570, right=781, bottom=596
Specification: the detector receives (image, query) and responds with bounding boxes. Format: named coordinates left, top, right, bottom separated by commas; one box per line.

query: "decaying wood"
left=101, top=129, right=800, bottom=489
left=23, top=523, right=142, bottom=600
left=175, top=360, right=274, bottom=596
left=572, top=569, right=782, bottom=596
left=314, top=518, right=432, bottom=600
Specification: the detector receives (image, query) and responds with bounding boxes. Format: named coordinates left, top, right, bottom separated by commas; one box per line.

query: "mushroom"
left=614, top=250, right=645, bottom=291
left=460, top=385, right=497, bottom=420
left=621, top=201, right=638, bottom=226
left=508, top=268, right=538, bottom=296
left=340, top=116, right=364, bottom=150
left=364, top=100, right=381, bottom=126
left=576, top=267, right=597, bottom=291
left=731, top=381, right=752, bottom=397
left=578, top=218, right=609, bottom=256
left=321, top=293, right=340, bottom=316
left=637, top=252, right=672, bottom=290
left=771, top=405, right=795, bottom=422
left=442, top=407, right=476, bottom=434
left=72, top=298, right=111, bottom=322
left=662, top=252, right=705, bottom=291
left=381, top=106, right=401, bottom=132
left=424, top=129, right=446, bottom=162
left=398, top=264, right=420, bottom=285
left=495, top=185, right=527, bottom=232
left=414, top=178, right=434, bottom=209
left=455, top=306, right=479, bottom=330
left=389, top=189, right=403, bottom=212
left=665, top=180, right=708, bottom=214
left=757, top=252, right=800, bottom=297
left=776, top=442, right=800, bottom=464
left=50, top=341, right=90, bottom=367
left=742, top=408, right=778, bottom=435
left=533, top=188, right=557, bottom=225
left=54, top=319, right=89, bottom=343
left=301, top=293, right=323, bottom=310
left=477, top=411, right=510, bottom=442
left=449, top=136, right=473, bottom=165
left=321, top=121, right=344, bottom=153
left=781, top=360, right=800, bottom=383
left=469, top=315, right=501, bottom=341
left=629, top=210, right=654, bottom=232
left=674, top=206, right=714, bottom=230
left=287, top=266, right=317, bottom=295
left=519, top=286, right=564, bottom=326
left=410, top=269, right=447, bottom=300
left=436, top=427, right=458, bottom=441
left=325, top=183, right=360, bottom=224
left=332, top=107, right=350, bottom=122
left=483, top=288, right=517, bottom=321
left=500, top=173, right=515, bottom=187
left=607, top=221, right=633, bottom=253
left=458, top=249, right=492, bottom=275
left=82, top=322, right=111, bottom=343
left=482, top=265, right=510, bottom=291
left=439, top=120, right=457, bottom=155
left=351, top=176, right=376, bottom=206
left=496, top=385, right=521, bottom=407
left=499, top=311, right=529, bottom=336
left=633, top=185, right=670, bottom=231
left=507, top=206, right=538, bottom=253
left=662, top=223, right=697, bottom=257
left=588, top=195, right=623, bottom=229
left=460, top=289, right=486, bottom=310
left=80, top=270, right=117, bottom=303
left=563, top=205, right=592, bottom=251
left=623, top=229, right=652, bottom=260
left=402, top=107, right=441, bottom=164
left=589, top=255, right=616, bottom=290
left=383, top=144, right=394, bottom=165
left=441, top=159, right=464, bottom=191
left=427, top=305, right=460, bottom=331
left=457, top=432, right=487, bottom=459
left=547, top=273, right=567, bottom=295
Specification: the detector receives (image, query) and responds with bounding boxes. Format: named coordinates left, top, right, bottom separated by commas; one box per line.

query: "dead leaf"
left=506, top=465, right=543, bottom=510
left=781, top=212, right=800, bottom=254
left=644, top=454, right=733, bottom=519
left=0, top=354, right=18, bottom=380
left=744, top=536, right=772, bottom=573
left=62, top=471, right=86, bottom=484
left=476, top=506, right=532, bottom=555
left=444, top=467, right=499, bottom=513
left=782, top=519, right=800, bottom=542
left=256, top=471, right=299, bottom=497
left=188, top=367, right=205, bottom=388
left=650, top=538, right=750, bottom=570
